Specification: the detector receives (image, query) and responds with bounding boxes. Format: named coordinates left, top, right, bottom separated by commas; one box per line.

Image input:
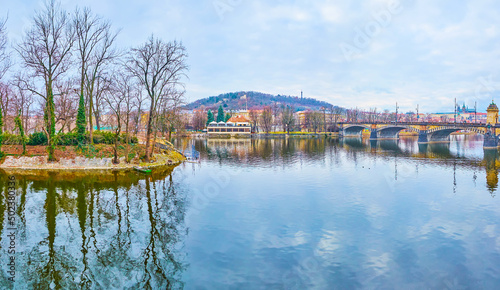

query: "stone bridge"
left=338, top=122, right=500, bottom=148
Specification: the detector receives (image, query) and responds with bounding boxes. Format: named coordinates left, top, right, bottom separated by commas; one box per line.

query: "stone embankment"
left=0, top=150, right=185, bottom=171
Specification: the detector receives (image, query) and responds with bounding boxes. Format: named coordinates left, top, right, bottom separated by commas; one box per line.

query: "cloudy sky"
left=3, top=0, right=500, bottom=112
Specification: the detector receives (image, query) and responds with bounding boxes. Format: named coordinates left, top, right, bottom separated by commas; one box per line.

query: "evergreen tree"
left=224, top=113, right=231, bottom=122
left=217, top=105, right=225, bottom=122
left=15, top=110, right=26, bottom=155
left=206, top=109, right=214, bottom=125
left=76, top=93, right=86, bottom=143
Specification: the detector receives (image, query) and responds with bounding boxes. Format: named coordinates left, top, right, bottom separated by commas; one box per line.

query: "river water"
left=1, top=136, right=500, bottom=289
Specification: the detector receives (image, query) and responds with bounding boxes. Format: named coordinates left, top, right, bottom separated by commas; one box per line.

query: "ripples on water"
left=2, top=135, right=500, bottom=289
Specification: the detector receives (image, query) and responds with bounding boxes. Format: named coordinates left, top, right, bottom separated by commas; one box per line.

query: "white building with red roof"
left=207, top=115, right=251, bottom=136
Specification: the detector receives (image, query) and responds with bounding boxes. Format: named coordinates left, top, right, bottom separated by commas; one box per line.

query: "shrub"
left=28, top=132, right=48, bottom=146
left=92, top=131, right=116, bottom=144
left=92, top=131, right=137, bottom=144
left=121, top=133, right=138, bottom=144
left=56, top=132, right=79, bottom=146
left=1, top=133, right=26, bottom=145
left=7, top=131, right=138, bottom=146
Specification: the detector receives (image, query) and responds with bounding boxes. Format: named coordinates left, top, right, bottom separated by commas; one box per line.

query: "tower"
left=487, top=101, right=499, bottom=125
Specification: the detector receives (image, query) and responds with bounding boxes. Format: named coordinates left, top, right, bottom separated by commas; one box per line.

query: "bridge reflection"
left=175, top=136, right=500, bottom=196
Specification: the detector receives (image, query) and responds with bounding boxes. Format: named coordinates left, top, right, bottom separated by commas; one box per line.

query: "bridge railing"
left=338, top=121, right=490, bottom=127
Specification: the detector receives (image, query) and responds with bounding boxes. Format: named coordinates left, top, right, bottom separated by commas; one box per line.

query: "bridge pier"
left=417, top=130, right=428, bottom=143
left=369, top=130, right=378, bottom=140
left=483, top=133, right=498, bottom=149
left=483, top=124, right=498, bottom=149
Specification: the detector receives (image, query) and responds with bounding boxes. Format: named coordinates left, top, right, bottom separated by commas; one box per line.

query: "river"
left=1, top=135, right=500, bottom=289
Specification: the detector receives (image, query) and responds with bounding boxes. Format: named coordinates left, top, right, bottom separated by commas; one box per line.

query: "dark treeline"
left=186, top=91, right=333, bottom=111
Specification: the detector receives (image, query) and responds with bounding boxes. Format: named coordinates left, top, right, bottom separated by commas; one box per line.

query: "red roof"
left=227, top=115, right=250, bottom=123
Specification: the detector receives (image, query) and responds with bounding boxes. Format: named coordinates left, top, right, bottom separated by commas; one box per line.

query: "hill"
left=185, top=91, right=334, bottom=111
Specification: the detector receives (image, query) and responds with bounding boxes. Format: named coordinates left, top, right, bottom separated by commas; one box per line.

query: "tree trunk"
left=89, top=93, right=93, bottom=144
left=153, top=125, right=158, bottom=155
left=134, top=107, right=141, bottom=137
left=47, top=80, right=56, bottom=162
left=144, top=105, right=153, bottom=163
left=94, top=106, right=101, bottom=131
left=125, top=115, right=130, bottom=163
left=113, top=133, right=119, bottom=164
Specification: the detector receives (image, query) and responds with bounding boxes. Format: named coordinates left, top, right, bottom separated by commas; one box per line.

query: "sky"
left=3, top=0, right=500, bottom=113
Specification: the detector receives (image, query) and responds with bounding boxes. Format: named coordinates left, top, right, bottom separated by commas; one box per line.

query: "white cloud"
left=4, top=0, right=500, bottom=112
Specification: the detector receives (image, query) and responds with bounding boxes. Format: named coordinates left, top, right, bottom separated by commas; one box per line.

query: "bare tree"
left=0, top=17, right=12, bottom=80
left=132, top=90, right=145, bottom=137
left=92, top=74, right=111, bottom=130
left=126, top=36, right=188, bottom=162
left=113, top=70, right=137, bottom=163
left=16, top=0, right=74, bottom=161
left=281, top=105, right=295, bottom=134
left=347, top=108, right=360, bottom=122
left=53, top=80, right=78, bottom=133
left=271, top=102, right=280, bottom=131
left=192, top=108, right=207, bottom=131
left=0, top=82, right=13, bottom=132
left=102, top=80, right=125, bottom=164
left=382, top=109, right=390, bottom=122
left=260, top=106, right=273, bottom=134
left=74, top=6, right=119, bottom=143
left=73, top=7, right=118, bottom=143
left=327, top=105, right=343, bottom=132
left=310, top=112, right=322, bottom=133
left=368, top=107, right=377, bottom=123
left=157, top=87, right=185, bottom=141
left=12, top=79, right=36, bottom=133
left=249, top=108, right=259, bottom=133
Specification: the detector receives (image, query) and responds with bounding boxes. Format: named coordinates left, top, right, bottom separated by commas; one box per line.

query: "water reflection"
left=484, top=150, right=499, bottom=195
left=0, top=168, right=187, bottom=289
left=174, top=136, right=500, bottom=196
left=175, top=136, right=500, bottom=288
left=2, top=135, right=500, bottom=288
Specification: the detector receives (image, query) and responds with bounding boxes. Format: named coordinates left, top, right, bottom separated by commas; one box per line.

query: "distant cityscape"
left=181, top=93, right=489, bottom=133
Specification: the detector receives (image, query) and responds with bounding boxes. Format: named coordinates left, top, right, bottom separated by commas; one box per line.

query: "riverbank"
left=179, top=132, right=341, bottom=138
left=0, top=144, right=186, bottom=171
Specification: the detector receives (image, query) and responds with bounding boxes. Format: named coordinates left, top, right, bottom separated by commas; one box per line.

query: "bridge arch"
left=342, top=125, right=369, bottom=136
left=426, top=126, right=485, bottom=142
left=372, top=125, right=415, bottom=139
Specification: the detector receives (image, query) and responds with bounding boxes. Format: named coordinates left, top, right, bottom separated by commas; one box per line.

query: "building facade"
left=207, top=115, right=251, bottom=136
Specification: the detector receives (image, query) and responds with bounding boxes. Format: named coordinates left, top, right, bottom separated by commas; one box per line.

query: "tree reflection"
left=0, top=167, right=186, bottom=289
left=27, top=173, right=74, bottom=289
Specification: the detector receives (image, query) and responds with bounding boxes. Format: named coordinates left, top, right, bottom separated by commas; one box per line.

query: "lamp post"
left=395, top=102, right=399, bottom=124
left=474, top=101, right=477, bottom=124
left=416, top=104, right=419, bottom=123
left=454, top=98, right=457, bottom=124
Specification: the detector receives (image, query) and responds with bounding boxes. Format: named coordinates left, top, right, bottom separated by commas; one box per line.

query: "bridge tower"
left=487, top=101, right=499, bottom=125
left=484, top=101, right=499, bottom=149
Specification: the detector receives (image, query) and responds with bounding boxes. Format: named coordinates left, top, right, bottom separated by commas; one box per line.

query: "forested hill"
left=185, top=91, right=333, bottom=111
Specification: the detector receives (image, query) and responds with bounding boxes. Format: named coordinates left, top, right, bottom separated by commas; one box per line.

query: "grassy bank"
left=0, top=143, right=186, bottom=170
